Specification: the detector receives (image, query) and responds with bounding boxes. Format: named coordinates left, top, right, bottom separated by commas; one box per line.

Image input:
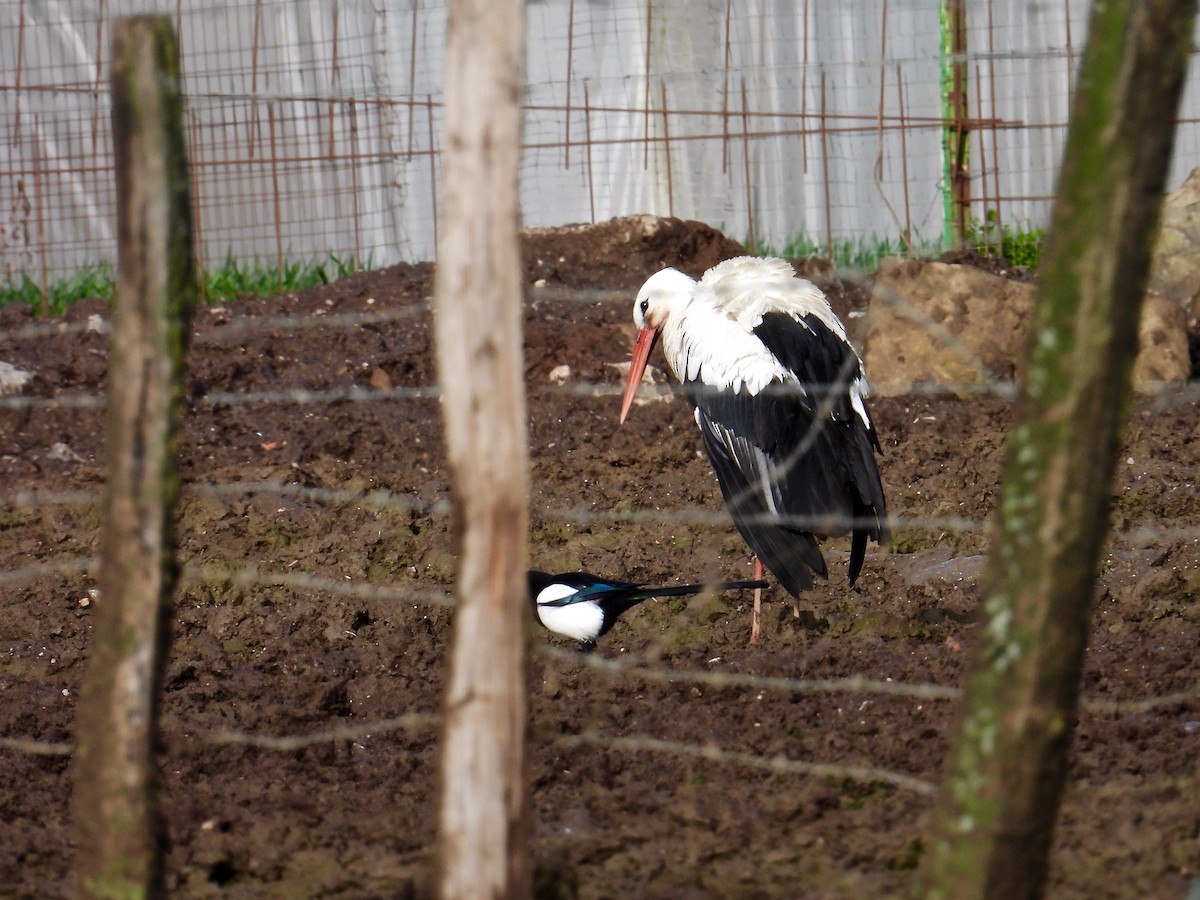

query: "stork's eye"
left=639, top=298, right=649, bottom=315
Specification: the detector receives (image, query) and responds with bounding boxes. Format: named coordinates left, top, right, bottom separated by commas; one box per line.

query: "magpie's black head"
left=527, top=570, right=557, bottom=599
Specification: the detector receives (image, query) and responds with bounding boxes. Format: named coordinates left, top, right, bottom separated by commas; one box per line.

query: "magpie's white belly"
left=536, top=600, right=604, bottom=642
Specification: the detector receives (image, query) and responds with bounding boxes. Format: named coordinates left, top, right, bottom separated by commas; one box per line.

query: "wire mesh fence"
left=5, top=0, right=1200, bottom=288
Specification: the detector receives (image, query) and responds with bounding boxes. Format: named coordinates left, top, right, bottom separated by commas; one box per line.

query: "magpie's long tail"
left=632, top=579, right=768, bottom=600
left=601, top=579, right=770, bottom=631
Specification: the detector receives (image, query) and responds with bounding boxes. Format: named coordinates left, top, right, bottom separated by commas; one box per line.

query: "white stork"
left=618, top=256, right=887, bottom=643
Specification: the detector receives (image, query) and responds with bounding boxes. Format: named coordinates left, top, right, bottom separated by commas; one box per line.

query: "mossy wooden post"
left=73, top=16, right=196, bottom=899
left=433, top=0, right=529, bottom=897
left=917, top=2, right=1196, bottom=898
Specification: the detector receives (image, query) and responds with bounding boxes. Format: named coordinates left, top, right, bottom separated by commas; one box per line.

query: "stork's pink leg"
left=749, top=557, right=764, bottom=645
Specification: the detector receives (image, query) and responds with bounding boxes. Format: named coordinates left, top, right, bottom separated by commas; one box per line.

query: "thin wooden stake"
left=407, top=2, right=419, bottom=159
left=897, top=64, right=913, bottom=253
left=660, top=80, right=674, bottom=217
left=434, top=0, right=529, bottom=897
left=564, top=0, right=575, bottom=168
left=12, top=0, right=27, bottom=145
left=974, top=63, right=990, bottom=252
left=327, top=3, right=340, bottom=160
left=642, top=0, right=653, bottom=169
left=348, top=99, right=362, bottom=265
left=721, top=0, right=732, bottom=174
left=187, top=107, right=206, bottom=299
left=986, top=0, right=1004, bottom=256
left=247, top=0, right=262, bottom=159
left=819, top=71, right=832, bottom=255
left=426, top=95, right=438, bottom=247
left=800, top=0, right=810, bottom=174
left=1064, top=0, right=1075, bottom=98
left=740, top=79, right=754, bottom=253
left=90, top=0, right=106, bottom=154
left=267, top=103, right=283, bottom=294
left=73, top=15, right=197, bottom=898
left=31, top=113, right=47, bottom=313
left=584, top=81, right=596, bottom=222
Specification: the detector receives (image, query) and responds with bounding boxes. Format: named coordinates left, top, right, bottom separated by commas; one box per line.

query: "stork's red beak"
left=619, top=325, right=660, bottom=424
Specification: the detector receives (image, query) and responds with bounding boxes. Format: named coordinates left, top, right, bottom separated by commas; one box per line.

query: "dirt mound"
left=522, top=214, right=748, bottom=288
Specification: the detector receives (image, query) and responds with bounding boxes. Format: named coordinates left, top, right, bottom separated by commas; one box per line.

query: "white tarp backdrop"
left=2, top=0, right=1199, bottom=283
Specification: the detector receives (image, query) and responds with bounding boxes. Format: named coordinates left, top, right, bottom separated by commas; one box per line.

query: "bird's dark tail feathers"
left=594, top=579, right=768, bottom=629
left=847, top=490, right=888, bottom=587
left=633, top=579, right=768, bottom=600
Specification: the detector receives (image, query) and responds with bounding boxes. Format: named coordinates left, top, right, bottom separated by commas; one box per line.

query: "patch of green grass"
left=202, top=253, right=366, bottom=303
left=755, top=222, right=1046, bottom=271
left=0, top=253, right=368, bottom=313
left=969, top=214, right=1045, bottom=269
left=0, top=266, right=115, bottom=315
left=995, top=226, right=1044, bottom=269
left=755, top=233, right=918, bottom=271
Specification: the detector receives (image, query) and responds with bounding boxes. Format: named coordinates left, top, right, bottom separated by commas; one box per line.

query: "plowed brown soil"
left=1, top=220, right=1197, bottom=898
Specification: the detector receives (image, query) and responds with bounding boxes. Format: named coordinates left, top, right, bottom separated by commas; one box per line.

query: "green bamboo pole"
left=939, top=0, right=969, bottom=249
left=72, top=16, right=196, bottom=899
left=917, top=1, right=1196, bottom=897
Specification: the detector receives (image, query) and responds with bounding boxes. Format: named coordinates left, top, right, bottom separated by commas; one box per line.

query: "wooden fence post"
left=72, top=15, right=196, bottom=898
left=433, top=0, right=530, bottom=897
left=917, top=1, right=1196, bottom=897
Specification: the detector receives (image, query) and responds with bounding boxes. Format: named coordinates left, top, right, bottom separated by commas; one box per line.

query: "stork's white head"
left=632, top=267, right=697, bottom=331
left=621, top=267, right=698, bottom=423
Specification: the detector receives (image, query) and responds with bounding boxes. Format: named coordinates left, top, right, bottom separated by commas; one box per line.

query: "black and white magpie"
left=528, top=569, right=767, bottom=651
